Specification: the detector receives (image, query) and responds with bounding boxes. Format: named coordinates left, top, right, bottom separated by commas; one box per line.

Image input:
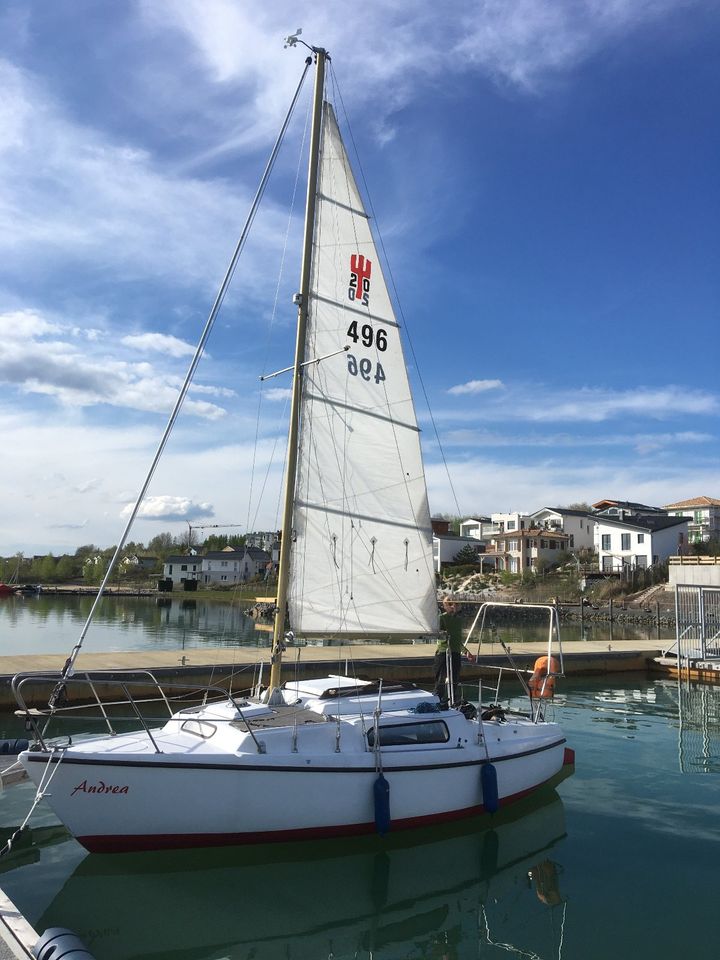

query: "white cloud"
left=448, top=379, right=504, bottom=396
left=122, top=496, right=215, bottom=522
left=437, top=384, right=720, bottom=423
left=0, top=59, right=292, bottom=305
left=263, top=387, right=292, bottom=402
left=121, top=333, right=197, bottom=358
left=425, top=455, right=720, bottom=518
left=0, top=310, right=228, bottom=420
left=442, top=429, right=712, bottom=453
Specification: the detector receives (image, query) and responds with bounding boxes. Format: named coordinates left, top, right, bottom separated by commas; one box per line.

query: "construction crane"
left=185, top=522, right=243, bottom=547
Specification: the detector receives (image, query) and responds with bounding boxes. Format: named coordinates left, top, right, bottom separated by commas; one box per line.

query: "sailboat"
left=14, top=43, right=570, bottom=853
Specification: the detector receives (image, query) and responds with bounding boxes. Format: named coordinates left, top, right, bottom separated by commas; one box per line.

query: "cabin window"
left=367, top=721, right=449, bottom=747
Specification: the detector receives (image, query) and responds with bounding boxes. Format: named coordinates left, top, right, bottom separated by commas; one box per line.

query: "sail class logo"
left=349, top=254, right=371, bottom=306
left=71, top=779, right=129, bottom=796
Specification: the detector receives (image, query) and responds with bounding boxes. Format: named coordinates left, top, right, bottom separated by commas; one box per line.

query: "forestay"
left=289, top=103, right=438, bottom=637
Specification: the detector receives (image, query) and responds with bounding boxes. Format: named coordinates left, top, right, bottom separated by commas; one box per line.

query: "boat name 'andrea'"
left=71, top=780, right=130, bottom=797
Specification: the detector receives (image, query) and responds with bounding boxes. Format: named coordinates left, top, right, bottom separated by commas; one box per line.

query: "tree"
left=147, top=533, right=176, bottom=558
left=453, top=544, right=481, bottom=565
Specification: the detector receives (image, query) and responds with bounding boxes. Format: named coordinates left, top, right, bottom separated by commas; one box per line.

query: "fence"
left=674, top=584, right=720, bottom=660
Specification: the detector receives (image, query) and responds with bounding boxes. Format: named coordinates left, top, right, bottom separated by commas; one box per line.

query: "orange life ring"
left=528, top=656, right=559, bottom=698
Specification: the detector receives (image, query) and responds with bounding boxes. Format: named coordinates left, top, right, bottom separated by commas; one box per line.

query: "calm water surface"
left=1, top=674, right=719, bottom=959
left=0, top=594, right=675, bottom=656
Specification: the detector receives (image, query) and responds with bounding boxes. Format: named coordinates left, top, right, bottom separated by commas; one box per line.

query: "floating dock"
left=0, top=638, right=667, bottom=709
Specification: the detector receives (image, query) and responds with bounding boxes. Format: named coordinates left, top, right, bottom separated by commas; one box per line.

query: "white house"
left=120, top=553, right=160, bottom=572
left=202, top=546, right=272, bottom=584
left=663, top=496, right=720, bottom=544
left=491, top=512, right=530, bottom=534
left=529, top=507, right=595, bottom=552
left=431, top=518, right=483, bottom=573
left=459, top=516, right=496, bottom=542
left=163, top=553, right=203, bottom=586
left=594, top=515, right=689, bottom=573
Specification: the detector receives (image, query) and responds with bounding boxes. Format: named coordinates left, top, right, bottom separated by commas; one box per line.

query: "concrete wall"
left=669, top=564, right=720, bottom=587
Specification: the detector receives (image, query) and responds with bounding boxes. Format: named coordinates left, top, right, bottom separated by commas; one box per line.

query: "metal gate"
left=675, top=584, right=720, bottom=661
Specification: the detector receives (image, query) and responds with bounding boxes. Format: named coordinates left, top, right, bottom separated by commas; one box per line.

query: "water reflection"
left=23, top=790, right=568, bottom=960
left=672, top=680, right=720, bottom=774
left=2, top=594, right=676, bottom=657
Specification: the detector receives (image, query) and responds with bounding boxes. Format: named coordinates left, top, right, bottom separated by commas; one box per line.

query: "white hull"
left=21, top=692, right=567, bottom=852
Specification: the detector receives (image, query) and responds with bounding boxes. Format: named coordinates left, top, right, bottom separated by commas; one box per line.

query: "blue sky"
left=1, top=0, right=718, bottom=556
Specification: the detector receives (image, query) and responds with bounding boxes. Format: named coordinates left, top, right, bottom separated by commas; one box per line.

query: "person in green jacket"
left=434, top=597, right=476, bottom=705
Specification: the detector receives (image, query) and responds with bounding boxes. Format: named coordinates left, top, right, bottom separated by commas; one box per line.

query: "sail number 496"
left=346, top=322, right=387, bottom=385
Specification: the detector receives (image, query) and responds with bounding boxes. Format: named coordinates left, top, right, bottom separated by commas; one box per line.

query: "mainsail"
left=289, top=104, right=438, bottom=637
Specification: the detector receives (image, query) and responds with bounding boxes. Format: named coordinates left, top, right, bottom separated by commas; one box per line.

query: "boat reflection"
left=35, top=787, right=569, bottom=960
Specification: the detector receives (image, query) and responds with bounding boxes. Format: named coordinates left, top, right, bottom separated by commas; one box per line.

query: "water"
left=0, top=595, right=266, bottom=655
left=2, top=674, right=720, bottom=959
left=0, top=595, right=675, bottom=656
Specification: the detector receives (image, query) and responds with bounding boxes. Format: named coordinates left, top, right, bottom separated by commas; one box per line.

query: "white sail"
left=288, top=104, right=438, bottom=637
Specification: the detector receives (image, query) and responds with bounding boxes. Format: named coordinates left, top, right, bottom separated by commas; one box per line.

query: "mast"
left=267, top=46, right=327, bottom=700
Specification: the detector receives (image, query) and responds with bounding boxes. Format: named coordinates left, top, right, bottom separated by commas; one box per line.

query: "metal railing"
left=674, top=585, right=720, bottom=661
left=11, top=670, right=258, bottom=753
left=465, top=601, right=565, bottom=722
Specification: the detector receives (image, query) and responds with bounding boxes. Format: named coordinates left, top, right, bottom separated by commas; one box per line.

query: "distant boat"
left=15, top=42, right=570, bottom=853
left=0, top=583, right=14, bottom=597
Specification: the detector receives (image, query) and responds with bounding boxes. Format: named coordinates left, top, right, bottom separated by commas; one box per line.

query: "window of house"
left=220, top=575, right=227, bottom=581
left=550, top=541, right=557, bottom=549
left=507, top=521, right=516, bottom=530
left=181, top=564, right=187, bottom=571
left=540, top=539, right=547, bottom=549
left=621, top=534, right=631, bottom=550
left=602, top=556, right=614, bottom=571
left=367, top=721, right=449, bottom=747
left=601, top=534, right=611, bottom=551
left=636, top=556, right=647, bottom=569
left=569, top=536, right=574, bottom=548
left=508, top=539, right=518, bottom=551
left=637, top=534, right=644, bottom=544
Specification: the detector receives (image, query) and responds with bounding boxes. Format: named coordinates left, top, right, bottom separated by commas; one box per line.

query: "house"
left=529, top=507, right=595, bottom=552
left=459, top=516, right=496, bottom=542
left=486, top=529, right=570, bottom=574
left=594, top=514, right=689, bottom=573
left=663, top=496, right=720, bottom=545
left=491, top=511, right=530, bottom=534
left=245, top=531, right=280, bottom=554
left=163, top=554, right=204, bottom=586
left=202, top=546, right=272, bottom=584
left=431, top=519, right=482, bottom=573
left=592, top=499, right=663, bottom=518
left=120, top=553, right=160, bottom=572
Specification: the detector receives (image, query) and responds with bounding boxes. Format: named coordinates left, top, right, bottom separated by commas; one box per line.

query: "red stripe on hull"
left=77, top=775, right=560, bottom=853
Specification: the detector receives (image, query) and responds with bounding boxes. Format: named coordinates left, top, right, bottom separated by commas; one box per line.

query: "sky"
left=1, top=0, right=719, bottom=556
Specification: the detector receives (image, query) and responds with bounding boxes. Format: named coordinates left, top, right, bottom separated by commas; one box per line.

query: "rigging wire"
left=329, top=63, right=463, bottom=520
left=48, top=58, right=313, bottom=695
left=246, top=84, right=313, bottom=537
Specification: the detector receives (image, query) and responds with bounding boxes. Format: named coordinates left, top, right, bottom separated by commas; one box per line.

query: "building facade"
left=593, top=515, right=689, bottom=572
left=663, top=496, right=720, bottom=544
